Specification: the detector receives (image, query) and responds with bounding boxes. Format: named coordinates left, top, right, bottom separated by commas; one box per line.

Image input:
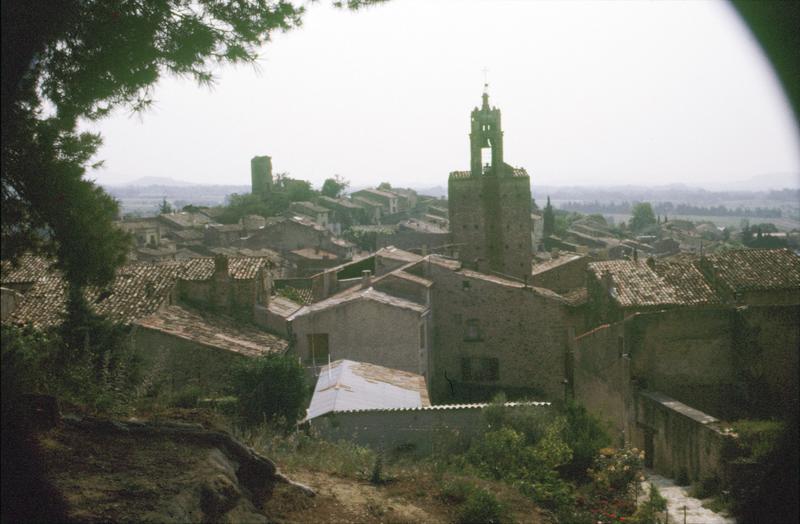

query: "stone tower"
left=251, top=155, right=273, bottom=197
left=448, top=87, right=533, bottom=280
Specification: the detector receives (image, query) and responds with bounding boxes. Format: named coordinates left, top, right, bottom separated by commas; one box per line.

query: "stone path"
left=640, top=471, right=736, bottom=524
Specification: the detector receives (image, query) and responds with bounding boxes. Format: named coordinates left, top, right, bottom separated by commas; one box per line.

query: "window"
left=465, top=319, right=481, bottom=341
left=461, top=357, right=499, bottom=382
left=462, top=280, right=471, bottom=290
left=419, top=323, right=426, bottom=349
left=307, top=333, right=329, bottom=364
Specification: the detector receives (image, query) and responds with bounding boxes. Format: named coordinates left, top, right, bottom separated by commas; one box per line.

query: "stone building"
left=448, top=87, right=533, bottom=280
left=288, top=278, right=431, bottom=378
left=2, top=255, right=287, bottom=394
left=351, top=188, right=400, bottom=215
left=289, top=201, right=330, bottom=229
left=423, top=256, right=571, bottom=403
left=251, top=154, right=273, bottom=197
left=244, top=216, right=355, bottom=261
left=317, top=196, right=366, bottom=234
left=574, top=248, right=800, bottom=482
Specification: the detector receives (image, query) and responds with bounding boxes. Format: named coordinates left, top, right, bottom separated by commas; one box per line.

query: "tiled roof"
left=353, top=188, right=398, bottom=200
left=7, top=263, right=183, bottom=329
left=459, top=268, right=567, bottom=301
left=699, top=248, right=800, bottom=292
left=1, top=255, right=54, bottom=284
left=318, top=196, right=362, bottom=210
left=288, top=287, right=428, bottom=321
left=351, top=196, right=383, bottom=209
left=291, top=201, right=329, bottom=214
left=158, top=212, right=211, bottom=229
left=290, top=248, right=338, bottom=260
left=267, top=296, right=304, bottom=318
left=376, top=246, right=424, bottom=263
left=179, top=257, right=269, bottom=281
left=5, top=256, right=270, bottom=329
left=588, top=260, right=719, bottom=308
left=531, top=253, right=584, bottom=275
left=135, top=305, right=287, bottom=357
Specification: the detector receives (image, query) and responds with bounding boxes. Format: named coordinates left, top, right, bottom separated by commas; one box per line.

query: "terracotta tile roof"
left=7, top=263, right=183, bottom=329
left=5, top=256, right=270, bottom=329
left=531, top=254, right=585, bottom=275
left=135, top=305, right=288, bottom=357
left=288, top=287, right=428, bottom=321
left=179, top=257, right=270, bottom=281
left=588, top=260, right=719, bottom=308
left=290, top=248, right=338, bottom=261
left=698, top=248, right=800, bottom=293
left=376, top=246, right=424, bottom=263
left=267, top=296, right=304, bottom=318
left=1, top=255, right=54, bottom=284
left=158, top=212, right=211, bottom=229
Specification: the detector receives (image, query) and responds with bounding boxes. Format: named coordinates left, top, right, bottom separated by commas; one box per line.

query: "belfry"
left=448, top=86, right=533, bottom=280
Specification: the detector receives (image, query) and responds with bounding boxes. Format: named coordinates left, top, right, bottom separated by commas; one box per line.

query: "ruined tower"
left=251, top=155, right=273, bottom=198
left=448, top=87, right=533, bottom=280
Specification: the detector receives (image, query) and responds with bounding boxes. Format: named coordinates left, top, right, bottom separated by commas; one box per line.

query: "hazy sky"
left=84, top=0, right=800, bottom=190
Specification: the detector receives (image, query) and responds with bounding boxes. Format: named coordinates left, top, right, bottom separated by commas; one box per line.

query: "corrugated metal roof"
left=306, top=360, right=430, bottom=420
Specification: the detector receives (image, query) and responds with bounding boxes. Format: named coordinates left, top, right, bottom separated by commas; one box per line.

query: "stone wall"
left=310, top=403, right=551, bottom=455
left=131, top=326, right=247, bottom=395
left=573, top=322, right=631, bottom=444
left=426, top=261, right=570, bottom=403
left=531, top=256, right=590, bottom=293
left=1, top=287, right=23, bottom=321
left=633, top=391, right=735, bottom=484
left=289, top=299, right=430, bottom=377
left=628, top=309, right=736, bottom=419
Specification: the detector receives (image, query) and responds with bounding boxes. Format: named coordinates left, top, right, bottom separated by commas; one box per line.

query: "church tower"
left=251, top=155, right=273, bottom=198
left=448, top=86, right=533, bottom=280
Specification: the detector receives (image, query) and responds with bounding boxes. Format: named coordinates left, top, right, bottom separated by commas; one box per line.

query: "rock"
left=200, top=474, right=241, bottom=518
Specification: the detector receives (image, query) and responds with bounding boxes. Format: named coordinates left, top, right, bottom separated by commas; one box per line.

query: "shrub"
left=439, top=478, right=474, bottom=504
left=560, top=402, right=611, bottom=480
left=230, top=354, right=307, bottom=427
left=587, top=447, right=644, bottom=494
left=457, top=487, right=504, bottom=524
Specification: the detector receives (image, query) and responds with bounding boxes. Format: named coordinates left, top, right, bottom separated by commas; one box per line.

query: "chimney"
left=361, top=269, right=372, bottom=289
left=601, top=269, right=614, bottom=292
left=646, top=257, right=656, bottom=270
left=551, top=248, right=560, bottom=259
left=421, top=244, right=428, bottom=256
left=213, top=254, right=229, bottom=276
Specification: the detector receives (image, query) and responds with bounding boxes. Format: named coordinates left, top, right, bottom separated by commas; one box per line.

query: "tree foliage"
left=230, top=354, right=307, bottom=427
left=1, top=0, right=382, bottom=289
left=629, top=202, right=657, bottom=232
left=542, top=196, right=555, bottom=237
left=321, top=175, right=349, bottom=198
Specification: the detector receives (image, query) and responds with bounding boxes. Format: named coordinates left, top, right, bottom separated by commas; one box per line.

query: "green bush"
left=560, top=402, right=611, bottom=480
left=2, top=316, right=140, bottom=414
left=457, top=487, right=505, bottom=524
left=230, top=354, right=307, bottom=427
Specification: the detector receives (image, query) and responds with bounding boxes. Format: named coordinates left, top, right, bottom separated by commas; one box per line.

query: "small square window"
left=462, top=280, right=471, bottom=290
left=465, top=319, right=481, bottom=341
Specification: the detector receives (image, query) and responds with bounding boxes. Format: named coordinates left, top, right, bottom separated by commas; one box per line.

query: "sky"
left=83, top=0, right=800, bottom=190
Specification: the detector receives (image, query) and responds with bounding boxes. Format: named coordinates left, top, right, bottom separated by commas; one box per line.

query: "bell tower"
left=448, top=86, right=533, bottom=280
left=470, top=85, right=504, bottom=177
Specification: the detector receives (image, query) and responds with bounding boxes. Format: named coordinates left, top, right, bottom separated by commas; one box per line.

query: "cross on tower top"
left=482, top=67, right=489, bottom=91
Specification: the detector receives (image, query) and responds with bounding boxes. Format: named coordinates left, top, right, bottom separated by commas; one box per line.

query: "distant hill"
left=110, top=176, right=199, bottom=187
